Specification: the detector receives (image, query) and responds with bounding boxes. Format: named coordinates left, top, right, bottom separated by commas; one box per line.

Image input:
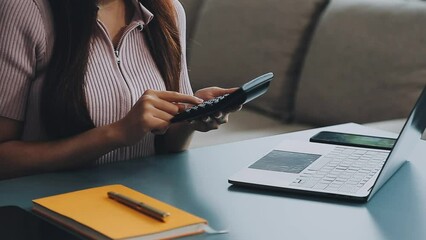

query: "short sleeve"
left=174, top=0, right=194, bottom=96
left=0, top=0, right=45, bottom=120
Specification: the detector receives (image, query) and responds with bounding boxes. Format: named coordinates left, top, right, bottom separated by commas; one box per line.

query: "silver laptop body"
left=229, top=86, right=426, bottom=202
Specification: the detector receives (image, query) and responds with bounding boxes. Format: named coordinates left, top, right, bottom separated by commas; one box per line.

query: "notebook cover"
left=32, top=185, right=207, bottom=239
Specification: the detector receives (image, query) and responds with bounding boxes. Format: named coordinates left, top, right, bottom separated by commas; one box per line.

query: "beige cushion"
left=295, top=0, right=426, bottom=125
left=187, top=0, right=329, bottom=120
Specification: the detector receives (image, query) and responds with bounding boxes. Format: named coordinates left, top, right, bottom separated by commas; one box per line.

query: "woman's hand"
left=112, top=90, right=203, bottom=146
left=190, top=87, right=241, bottom=132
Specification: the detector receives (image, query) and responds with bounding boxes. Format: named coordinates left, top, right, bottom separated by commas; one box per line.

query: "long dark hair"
left=42, top=0, right=182, bottom=139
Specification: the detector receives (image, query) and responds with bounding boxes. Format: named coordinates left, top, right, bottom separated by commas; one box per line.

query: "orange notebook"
left=32, top=185, right=207, bottom=240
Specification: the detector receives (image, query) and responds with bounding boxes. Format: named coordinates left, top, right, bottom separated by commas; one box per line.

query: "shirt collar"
left=131, top=0, right=154, bottom=26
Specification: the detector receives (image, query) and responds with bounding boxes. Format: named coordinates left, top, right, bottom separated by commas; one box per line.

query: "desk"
left=0, top=123, right=425, bottom=240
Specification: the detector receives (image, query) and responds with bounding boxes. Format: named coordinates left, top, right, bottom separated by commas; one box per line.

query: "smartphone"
left=309, top=131, right=396, bottom=150
left=170, top=72, right=274, bottom=123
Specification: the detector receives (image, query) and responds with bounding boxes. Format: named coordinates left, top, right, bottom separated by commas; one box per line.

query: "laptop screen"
left=368, top=86, right=426, bottom=200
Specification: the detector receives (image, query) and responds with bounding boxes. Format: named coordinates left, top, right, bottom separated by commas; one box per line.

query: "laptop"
left=229, top=86, right=426, bottom=202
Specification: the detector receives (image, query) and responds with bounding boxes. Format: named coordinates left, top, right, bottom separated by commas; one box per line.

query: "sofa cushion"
left=295, top=0, right=426, bottom=125
left=187, top=0, right=329, bottom=121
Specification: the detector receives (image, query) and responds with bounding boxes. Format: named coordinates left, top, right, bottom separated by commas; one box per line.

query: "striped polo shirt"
left=0, top=0, right=193, bottom=164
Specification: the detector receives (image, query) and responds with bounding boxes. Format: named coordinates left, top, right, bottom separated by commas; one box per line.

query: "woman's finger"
left=149, top=90, right=203, bottom=105
left=202, top=116, right=213, bottom=124
left=195, top=87, right=239, bottom=100
left=212, top=112, right=229, bottom=125
left=150, top=107, right=175, bottom=122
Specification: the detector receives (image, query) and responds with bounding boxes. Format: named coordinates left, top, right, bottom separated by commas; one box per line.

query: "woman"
left=0, top=0, right=236, bottom=179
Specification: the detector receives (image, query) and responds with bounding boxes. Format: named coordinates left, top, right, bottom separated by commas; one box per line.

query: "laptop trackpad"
left=249, top=150, right=321, bottom=174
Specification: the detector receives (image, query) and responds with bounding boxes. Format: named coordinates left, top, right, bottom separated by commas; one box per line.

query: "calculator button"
left=219, top=94, right=229, bottom=100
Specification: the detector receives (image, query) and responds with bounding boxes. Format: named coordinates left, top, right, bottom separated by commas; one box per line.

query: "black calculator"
left=171, top=72, right=274, bottom=123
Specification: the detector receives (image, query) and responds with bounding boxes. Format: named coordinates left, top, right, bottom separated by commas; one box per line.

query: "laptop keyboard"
left=290, top=147, right=389, bottom=194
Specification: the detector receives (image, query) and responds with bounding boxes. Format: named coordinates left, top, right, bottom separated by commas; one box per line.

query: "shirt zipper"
left=114, top=50, right=121, bottom=64
left=97, top=20, right=143, bottom=105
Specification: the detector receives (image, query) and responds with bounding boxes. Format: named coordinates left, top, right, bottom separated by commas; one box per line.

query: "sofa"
left=180, top=0, right=426, bottom=148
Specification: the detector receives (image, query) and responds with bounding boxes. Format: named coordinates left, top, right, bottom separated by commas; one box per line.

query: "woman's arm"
left=0, top=116, right=122, bottom=179
left=0, top=90, right=202, bottom=180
